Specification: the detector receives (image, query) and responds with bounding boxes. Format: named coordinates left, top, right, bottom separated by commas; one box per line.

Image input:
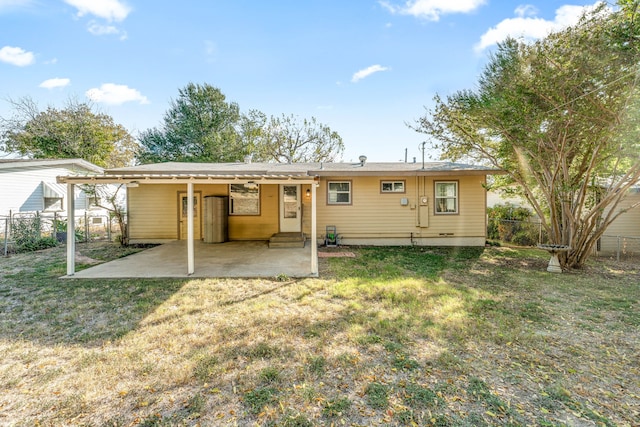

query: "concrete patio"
left=68, top=240, right=315, bottom=278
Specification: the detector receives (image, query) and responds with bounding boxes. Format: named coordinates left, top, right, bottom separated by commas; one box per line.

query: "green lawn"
left=0, top=243, right=638, bottom=426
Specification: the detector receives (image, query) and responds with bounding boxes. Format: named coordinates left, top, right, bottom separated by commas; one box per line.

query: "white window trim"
left=327, top=181, right=352, bottom=205
left=434, top=181, right=459, bottom=214
left=229, top=183, right=261, bottom=215
left=381, top=180, right=406, bottom=193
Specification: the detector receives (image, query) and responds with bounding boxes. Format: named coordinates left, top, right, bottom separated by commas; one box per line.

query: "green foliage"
left=136, top=82, right=345, bottom=164
left=243, top=386, right=278, bottom=414
left=253, top=113, right=344, bottom=163
left=487, top=203, right=538, bottom=245
left=137, top=83, right=244, bottom=163
left=364, top=382, right=389, bottom=409
left=11, top=216, right=58, bottom=253
left=415, top=5, right=640, bottom=268
left=307, top=355, right=326, bottom=376
left=322, top=397, right=351, bottom=417
left=0, top=97, right=136, bottom=168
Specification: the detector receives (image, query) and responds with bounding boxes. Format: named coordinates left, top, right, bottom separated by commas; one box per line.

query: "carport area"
left=67, top=240, right=315, bottom=278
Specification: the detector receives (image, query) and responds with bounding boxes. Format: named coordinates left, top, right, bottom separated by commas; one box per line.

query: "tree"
left=81, top=184, right=129, bottom=245
left=0, top=97, right=137, bottom=168
left=137, top=83, right=244, bottom=163
left=254, top=114, right=344, bottom=163
left=413, top=3, right=640, bottom=269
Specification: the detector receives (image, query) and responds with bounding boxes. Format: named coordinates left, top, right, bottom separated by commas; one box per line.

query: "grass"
left=0, top=242, right=638, bottom=426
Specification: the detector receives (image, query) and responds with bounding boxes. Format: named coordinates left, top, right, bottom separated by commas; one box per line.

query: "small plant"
left=185, top=392, right=206, bottom=417
left=279, top=413, right=314, bottom=427
left=307, top=355, right=326, bottom=376
left=392, top=353, right=420, bottom=371
left=192, top=355, right=218, bottom=382
left=322, top=397, right=351, bottom=417
left=364, top=382, right=389, bottom=409
left=404, top=383, right=437, bottom=408
left=243, top=386, right=278, bottom=414
left=394, top=409, right=415, bottom=424
left=247, top=341, right=280, bottom=359
left=259, top=366, right=281, bottom=384
left=275, top=273, right=290, bottom=282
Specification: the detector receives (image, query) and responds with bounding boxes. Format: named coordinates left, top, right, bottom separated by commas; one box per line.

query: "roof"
left=57, top=160, right=501, bottom=185
left=106, top=161, right=501, bottom=176
left=0, top=158, right=104, bottom=173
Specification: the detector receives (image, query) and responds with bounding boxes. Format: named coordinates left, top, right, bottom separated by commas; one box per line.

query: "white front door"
left=280, top=184, right=301, bottom=232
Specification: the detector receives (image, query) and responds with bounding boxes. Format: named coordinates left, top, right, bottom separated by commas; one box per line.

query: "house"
left=0, top=158, right=104, bottom=217
left=598, top=185, right=640, bottom=254
left=57, top=159, right=500, bottom=276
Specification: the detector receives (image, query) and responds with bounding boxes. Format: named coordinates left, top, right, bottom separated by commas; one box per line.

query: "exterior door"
left=280, top=184, right=301, bottom=232
left=178, top=192, right=202, bottom=240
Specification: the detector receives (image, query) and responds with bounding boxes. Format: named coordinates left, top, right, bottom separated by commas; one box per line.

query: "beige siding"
left=129, top=178, right=488, bottom=246
left=312, top=175, right=487, bottom=244
left=128, top=183, right=280, bottom=241
left=128, top=184, right=182, bottom=240
left=599, top=192, right=640, bottom=253
left=229, top=184, right=278, bottom=240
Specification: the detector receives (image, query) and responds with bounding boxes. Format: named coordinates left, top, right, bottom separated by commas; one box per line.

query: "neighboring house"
left=598, top=185, right=640, bottom=254
left=0, top=158, right=104, bottom=217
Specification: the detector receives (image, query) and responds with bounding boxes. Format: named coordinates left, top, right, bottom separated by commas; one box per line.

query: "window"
left=435, top=181, right=458, bottom=214
left=328, top=181, right=351, bottom=205
left=381, top=180, right=405, bottom=193
left=44, top=197, right=63, bottom=211
left=230, top=183, right=260, bottom=215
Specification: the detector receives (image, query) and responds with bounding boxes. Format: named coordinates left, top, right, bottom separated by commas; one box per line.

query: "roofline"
left=0, top=158, right=103, bottom=173
left=57, top=174, right=319, bottom=185
left=311, top=169, right=502, bottom=177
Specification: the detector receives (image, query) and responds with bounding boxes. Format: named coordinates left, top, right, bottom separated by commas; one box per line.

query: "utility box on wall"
left=418, top=195, right=429, bottom=228
left=203, top=196, right=228, bottom=243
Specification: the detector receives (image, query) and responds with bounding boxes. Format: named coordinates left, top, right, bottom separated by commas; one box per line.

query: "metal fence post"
left=617, top=236, right=621, bottom=262
left=3, top=217, right=8, bottom=257
left=85, top=211, right=89, bottom=242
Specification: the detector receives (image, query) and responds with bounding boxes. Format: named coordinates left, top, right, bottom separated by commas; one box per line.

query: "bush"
left=487, top=204, right=538, bottom=246
left=11, top=216, right=58, bottom=253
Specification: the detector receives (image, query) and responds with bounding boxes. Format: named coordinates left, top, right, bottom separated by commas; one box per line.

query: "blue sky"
left=0, top=0, right=606, bottom=163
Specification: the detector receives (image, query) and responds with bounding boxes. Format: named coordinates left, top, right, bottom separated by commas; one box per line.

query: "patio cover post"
left=66, top=182, right=75, bottom=276
left=187, top=182, right=194, bottom=275
left=311, top=181, right=318, bottom=275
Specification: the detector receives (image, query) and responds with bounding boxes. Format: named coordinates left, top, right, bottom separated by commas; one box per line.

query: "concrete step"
left=269, top=232, right=305, bottom=248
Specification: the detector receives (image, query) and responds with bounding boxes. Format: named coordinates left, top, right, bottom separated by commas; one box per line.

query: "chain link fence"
left=487, top=218, right=639, bottom=262
left=1, top=211, right=123, bottom=256
left=597, top=235, right=640, bottom=262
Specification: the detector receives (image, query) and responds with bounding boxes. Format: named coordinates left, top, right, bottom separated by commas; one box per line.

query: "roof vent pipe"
left=358, top=155, right=367, bottom=166
left=244, top=154, right=253, bottom=164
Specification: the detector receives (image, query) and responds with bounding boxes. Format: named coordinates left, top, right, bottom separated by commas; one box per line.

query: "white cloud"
left=86, top=83, right=149, bottom=105
left=380, top=0, right=486, bottom=21
left=0, top=45, right=35, bottom=66
left=64, top=0, right=131, bottom=22
left=475, top=1, right=609, bottom=52
left=39, top=78, right=71, bottom=89
left=351, top=65, right=389, bottom=83
left=87, top=21, right=127, bottom=39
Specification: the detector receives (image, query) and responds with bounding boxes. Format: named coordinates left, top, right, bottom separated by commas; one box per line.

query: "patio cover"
left=57, top=170, right=319, bottom=278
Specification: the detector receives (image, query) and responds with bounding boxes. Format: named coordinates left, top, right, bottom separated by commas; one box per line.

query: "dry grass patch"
left=0, top=243, right=638, bottom=426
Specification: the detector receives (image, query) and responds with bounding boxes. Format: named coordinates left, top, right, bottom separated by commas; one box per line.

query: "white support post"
left=187, top=182, right=195, bottom=275
left=311, top=181, right=318, bottom=275
left=66, top=183, right=75, bottom=276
